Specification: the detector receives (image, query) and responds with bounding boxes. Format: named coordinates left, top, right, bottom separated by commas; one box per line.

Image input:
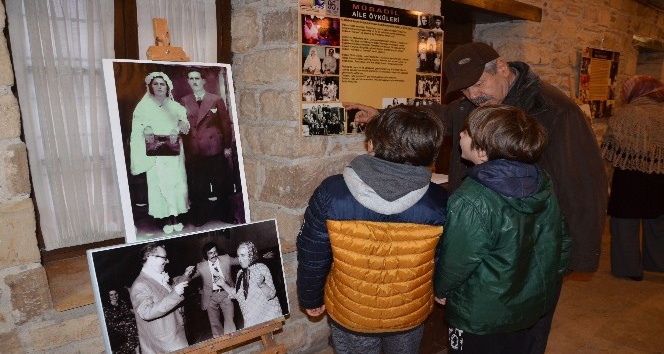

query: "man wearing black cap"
left=344, top=41, right=607, bottom=354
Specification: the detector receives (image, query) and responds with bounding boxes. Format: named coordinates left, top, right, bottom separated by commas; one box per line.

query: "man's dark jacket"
left=437, top=61, right=607, bottom=272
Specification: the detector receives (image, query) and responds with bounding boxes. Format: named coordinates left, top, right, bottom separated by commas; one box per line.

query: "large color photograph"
left=103, top=59, right=249, bottom=242
left=87, top=219, right=289, bottom=354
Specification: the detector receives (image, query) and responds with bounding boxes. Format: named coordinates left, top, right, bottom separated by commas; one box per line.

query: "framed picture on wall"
left=87, top=219, right=289, bottom=354
left=103, top=59, right=250, bottom=242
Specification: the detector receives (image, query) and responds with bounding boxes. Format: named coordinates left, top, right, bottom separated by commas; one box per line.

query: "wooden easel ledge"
left=179, top=319, right=287, bottom=354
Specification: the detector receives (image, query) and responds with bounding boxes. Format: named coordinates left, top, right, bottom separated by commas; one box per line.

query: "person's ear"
left=367, top=140, right=375, bottom=155
left=477, top=149, right=488, bottom=163
left=496, top=58, right=510, bottom=78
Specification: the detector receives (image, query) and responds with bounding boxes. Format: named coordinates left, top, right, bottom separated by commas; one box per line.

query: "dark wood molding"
left=443, top=0, right=542, bottom=24
left=114, top=0, right=139, bottom=59
left=217, top=0, right=233, bottom=64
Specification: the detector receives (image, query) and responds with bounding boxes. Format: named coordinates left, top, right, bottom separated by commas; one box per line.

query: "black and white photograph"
left=88, top=219, right=289, bottom=354
left=416, top=30, right=442, bottom=74
left=302, top=75, right=340, bottom=102
left=382, top=97, right=407, bottom=108
left=345, top=108, right=366, bottom=135
left=103, top=59, right=250, bottom=242
left=415, top=74, right=441, bottom=99
left=301, top=102, right=345, bottom=136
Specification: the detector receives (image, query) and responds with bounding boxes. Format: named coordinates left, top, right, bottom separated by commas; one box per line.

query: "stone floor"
left=545, top=221, right=664, bottom=354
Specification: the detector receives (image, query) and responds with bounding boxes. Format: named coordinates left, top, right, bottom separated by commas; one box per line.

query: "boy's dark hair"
left=462, top=104, right=547, bottom=163
left=364, top=105, right=444, bottom=166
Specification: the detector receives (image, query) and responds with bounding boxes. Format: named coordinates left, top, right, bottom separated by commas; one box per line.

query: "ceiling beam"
left=443, top=0, right=542, bottom=24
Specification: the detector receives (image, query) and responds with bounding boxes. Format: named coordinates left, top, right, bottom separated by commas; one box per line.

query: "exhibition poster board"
left=579, top=47, right=619, bottom=119
left=299, top=0, right=443, bottom=136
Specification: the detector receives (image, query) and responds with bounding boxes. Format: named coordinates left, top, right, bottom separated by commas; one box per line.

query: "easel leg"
left=259, top=333, right=287, bottom=354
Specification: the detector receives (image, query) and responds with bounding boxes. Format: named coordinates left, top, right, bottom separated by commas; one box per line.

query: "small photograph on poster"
left=418, top=13, right=431, bottom=28
left=346, top=108, right=366, bottom=135
left=416, top=75, right=442, bottom=98
left=103, top=59, right=250, bottom=243
left=322, top=47, right=340, bottom=75
left=302, top=75, right=340, bottom=102
left=431, top=15, right=444, bottom=31
left=302, top=14, right=340, bottom=46
left=302, top=46, right=340, bottom=75
left=407, top=98, right=440, bottom=106
left=88, top=219, right=289, bottom=354
left=417, top=30, right=443, bottom=74
left=382, top=97, right=407, bottom=108
left=302, top=102, right=345, bottom=136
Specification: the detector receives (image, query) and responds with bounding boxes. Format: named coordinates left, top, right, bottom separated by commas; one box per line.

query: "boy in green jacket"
left=434, top=105, right=571, bottom=353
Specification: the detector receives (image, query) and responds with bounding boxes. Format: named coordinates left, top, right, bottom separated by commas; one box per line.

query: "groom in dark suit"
left=181, top=69, right=233, bottom=226
left=190, top=241, right=238, bottom=337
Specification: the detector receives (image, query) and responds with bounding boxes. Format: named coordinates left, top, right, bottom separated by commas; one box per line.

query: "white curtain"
left=7, top=0, right=124, bottom=250
left=136, top=0, right=218, bottom=63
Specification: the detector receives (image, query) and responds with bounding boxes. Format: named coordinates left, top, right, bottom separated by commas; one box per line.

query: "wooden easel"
left=146, top=18, right=190, bottom=61
left=180, top=319, right=287, bottom=354
left=146, top=19, right=287, bottom=353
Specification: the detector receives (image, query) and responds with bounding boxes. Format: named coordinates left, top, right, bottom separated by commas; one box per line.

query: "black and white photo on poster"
left=103, top=59, right=250, bottom=242
left=301, top=102, right=345, bottom=136
left=87, top=219, right=289, bottom=354
left=415, top=74, right=441, bottom=99
left=302, top=75, right=340, bottom=102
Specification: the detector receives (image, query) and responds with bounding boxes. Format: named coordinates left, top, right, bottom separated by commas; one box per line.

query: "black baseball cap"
left=444, top=42, right=500, bottom=95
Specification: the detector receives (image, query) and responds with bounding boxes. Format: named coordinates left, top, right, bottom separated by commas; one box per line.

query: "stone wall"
left=0, top=0, right=663, bottom=353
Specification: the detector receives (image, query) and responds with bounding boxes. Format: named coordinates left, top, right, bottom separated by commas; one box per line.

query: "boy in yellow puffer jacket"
left=297, top=105, right=448, bottom=354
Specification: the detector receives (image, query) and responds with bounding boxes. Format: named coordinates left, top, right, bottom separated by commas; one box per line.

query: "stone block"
left=259, top=90, right=301, bottom=122
left=5, top=266, right=52, bottom=324
left=0, top=199, right=39, bottom=267
left=236, top=48, right=299, bottom=85
left=231, top=8, right=259, bottom=53
left=1, top=142, right=32, bottom=199
left=0, top=36, right=14, bottom=87
left=241, top=157, right=259, bottom=199
left=263, top=9, right=298, bottom=44
left=259, top=155, right=355, bottom=209
left=47, top=336, right=104, bottom=354
left=250, top=203, right=303, bottom=253
left=26, top=313, right=100, bottom=351
left=242, top=125, right=328, bottom=159
left=0, top=330, right=23, bottom=354
left=0, top=94, right=21, bottom=139
left=237, top=90, right=258, bottom=122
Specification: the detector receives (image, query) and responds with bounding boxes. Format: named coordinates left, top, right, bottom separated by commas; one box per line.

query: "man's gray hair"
left=484, top=58, right=499, bottom=75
